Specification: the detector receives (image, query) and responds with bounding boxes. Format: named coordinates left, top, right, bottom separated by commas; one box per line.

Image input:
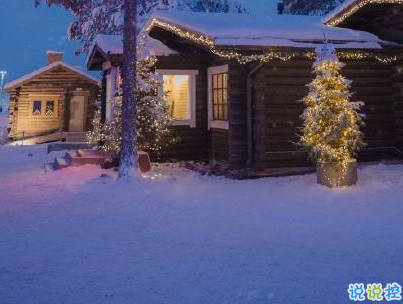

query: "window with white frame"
left=158, top=70, right=198, bottom=128
left=208, top=65, right=229, bottom=129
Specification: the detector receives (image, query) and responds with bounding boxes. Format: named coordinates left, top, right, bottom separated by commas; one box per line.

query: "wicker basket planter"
left=316, top=159, right=358, bottom=188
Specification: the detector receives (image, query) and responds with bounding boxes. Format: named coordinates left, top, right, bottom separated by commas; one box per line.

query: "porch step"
left=47, top=142, right=95, bottom=154
left=52, top=149, right=111, bottom=170
left=53, top=157, right=70, bottom=170
left=76, top=149, right=109, bottom=158
left=65, top=149, right=109, bottom=167
left=65, top=132, right=87, bottom=143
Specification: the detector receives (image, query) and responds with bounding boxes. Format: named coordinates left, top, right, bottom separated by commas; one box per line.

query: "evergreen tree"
left=35, top=0, right=246, bottom=54
left=285, top=0, right=344, bottom=15
left=300, top=44, right=365, bottom=165
left=87, top=35, right=175, bottom=157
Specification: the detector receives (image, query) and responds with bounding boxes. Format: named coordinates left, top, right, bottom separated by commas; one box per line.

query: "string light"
left=325, top=0, right=403, bottom=27
left=146, top=17, right=401, bottom=65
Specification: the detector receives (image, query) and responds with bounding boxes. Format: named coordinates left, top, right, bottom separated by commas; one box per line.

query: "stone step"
left=53, top=157, right=70, bottom=170
left=64, top=151, right=78, bottom=163
left=76, top=149, right=108, bottom=157
left=69, top=156, right=108, bottom=167
left=65, top=132, right=87, bottom=143
left=47, top=142, right=95, bottom=154
left=66, top=149, right=110, bottom=167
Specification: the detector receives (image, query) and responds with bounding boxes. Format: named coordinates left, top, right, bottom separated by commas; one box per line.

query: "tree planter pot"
left=316, top=159, right=357, bottom=188
left=138, top=151, right=152, bottom=174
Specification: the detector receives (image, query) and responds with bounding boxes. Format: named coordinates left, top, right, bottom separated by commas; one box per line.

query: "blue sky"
left=0, top=0, right=92, bottom=84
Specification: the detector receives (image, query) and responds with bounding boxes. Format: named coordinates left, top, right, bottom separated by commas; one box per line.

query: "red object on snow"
left=138, top=152, right=151, bottom=173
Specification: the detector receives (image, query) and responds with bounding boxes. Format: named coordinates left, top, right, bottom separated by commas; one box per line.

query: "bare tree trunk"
left=119, top=0, right=138, bottom=178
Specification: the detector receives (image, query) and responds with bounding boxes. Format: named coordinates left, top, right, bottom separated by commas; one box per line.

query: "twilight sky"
left=0, top=0, right=90, bottom=84
left=0, top=0, right=277, bottom=85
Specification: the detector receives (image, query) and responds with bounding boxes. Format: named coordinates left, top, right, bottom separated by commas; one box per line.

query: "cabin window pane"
left=46, top=101, right=55, bottom=116
left=33, top=101, right=42, bottom=116
left=212, top=72, right=228, bottom=121
left=163, top=75, right=190, bottom=121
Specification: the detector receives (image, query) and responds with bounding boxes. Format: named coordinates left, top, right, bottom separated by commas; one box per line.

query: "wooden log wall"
left=252, top=57, right=398, bottom=169
left=370, top=5, right=403, bottom=44
left=228, top=63, right=249, bottom=168
left=7, top=66, right=99, bottom=140
left=339, top=4, right=403, bottom=44
left=8, top=89, right=19, bottom=135
left=210, top=128, right=229, bottom=161
left=394, top=63, right=403, bottom=152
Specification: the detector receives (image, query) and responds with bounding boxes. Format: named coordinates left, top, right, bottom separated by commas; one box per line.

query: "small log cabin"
left=4, top=51, right=100, bottom=141
left=87, top=1, right=403, bottom=173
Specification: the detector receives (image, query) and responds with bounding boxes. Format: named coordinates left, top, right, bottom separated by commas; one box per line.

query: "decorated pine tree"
left=35, top=0, right=245, bottom=54
left=300, top=44, right=365, bottom=185
left=87, top=34, right=175, bottom=157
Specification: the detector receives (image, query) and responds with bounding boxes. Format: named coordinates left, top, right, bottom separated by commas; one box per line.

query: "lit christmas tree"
left=87, top=34, right=175, bottom=157
left=300, top=43, right=365, bottom=167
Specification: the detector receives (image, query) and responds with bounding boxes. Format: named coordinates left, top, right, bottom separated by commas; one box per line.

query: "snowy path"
left=0, top=145, right=402, bottom=304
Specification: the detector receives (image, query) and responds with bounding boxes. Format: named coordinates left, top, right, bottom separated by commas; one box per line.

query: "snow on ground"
left=0, top=145, right=403, bottom=304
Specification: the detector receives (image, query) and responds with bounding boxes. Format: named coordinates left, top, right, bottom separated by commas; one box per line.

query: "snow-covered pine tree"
left=35, top=0, right=246, bottom=54
left=179, top=0, right=246, bottom=13
left=300, top=43, right=365, bottom=165
left=285, top=0, right=344, bottom=15
left=87, top=34, right=175, bottom=157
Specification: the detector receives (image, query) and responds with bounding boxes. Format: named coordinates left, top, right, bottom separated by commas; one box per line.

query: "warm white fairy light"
left=301, top=45, right=365, bottom=187
left=146, top=18, right=400, bottom=64
left=325, top=0, right=403, bottom=27
left=87, top=34, right=176, bottom=156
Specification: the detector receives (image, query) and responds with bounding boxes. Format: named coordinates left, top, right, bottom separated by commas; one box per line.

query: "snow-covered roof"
left=4, top=62, right=100, bottom=91
left=324, top=0, right=403, bottom=26
left=89, top=35, right=124, bottom=57
left=146, top=10, right=383, bottom=49
left=86, top=34, right=178, bottom=67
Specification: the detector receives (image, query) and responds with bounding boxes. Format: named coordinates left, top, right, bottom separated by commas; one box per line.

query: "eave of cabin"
left=148, top=26, right=214, bottom=56
left=147, top=23, right=401, bottom=63
left=4, top=62, right=100, bottom=92
left=87, top=45, right=108, bottom=71
left=326, top=1, right=403, bottom=44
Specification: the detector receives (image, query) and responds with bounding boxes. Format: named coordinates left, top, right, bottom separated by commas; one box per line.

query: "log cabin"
left=4, top=51, right=100, bottom=142
left=86, top=0, right=403, bottom=174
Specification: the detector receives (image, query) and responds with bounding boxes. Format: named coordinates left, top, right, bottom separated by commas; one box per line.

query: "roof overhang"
left=145, top=13, right=402, bottom=65
left=325, top=0, right=403, bottom=43
left=86, top=34, right=178, bottom=70
left=145, top=12, right=383, bottom=50
left=325, top=0, right=403, bottom=26
left=86, top=44, right=109, bottom=71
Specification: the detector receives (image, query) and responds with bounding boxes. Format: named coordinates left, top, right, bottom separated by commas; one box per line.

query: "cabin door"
left=69, top=92, right=87, bottom=132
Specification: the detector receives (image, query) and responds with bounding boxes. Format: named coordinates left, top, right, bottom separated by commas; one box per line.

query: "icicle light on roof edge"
left=146, top=18, right=400, bottom=64
left=326, top=0, right=403, bottom=27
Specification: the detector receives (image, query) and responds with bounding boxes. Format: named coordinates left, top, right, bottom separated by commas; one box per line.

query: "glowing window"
left=163, top=75, right=191, bottom=121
